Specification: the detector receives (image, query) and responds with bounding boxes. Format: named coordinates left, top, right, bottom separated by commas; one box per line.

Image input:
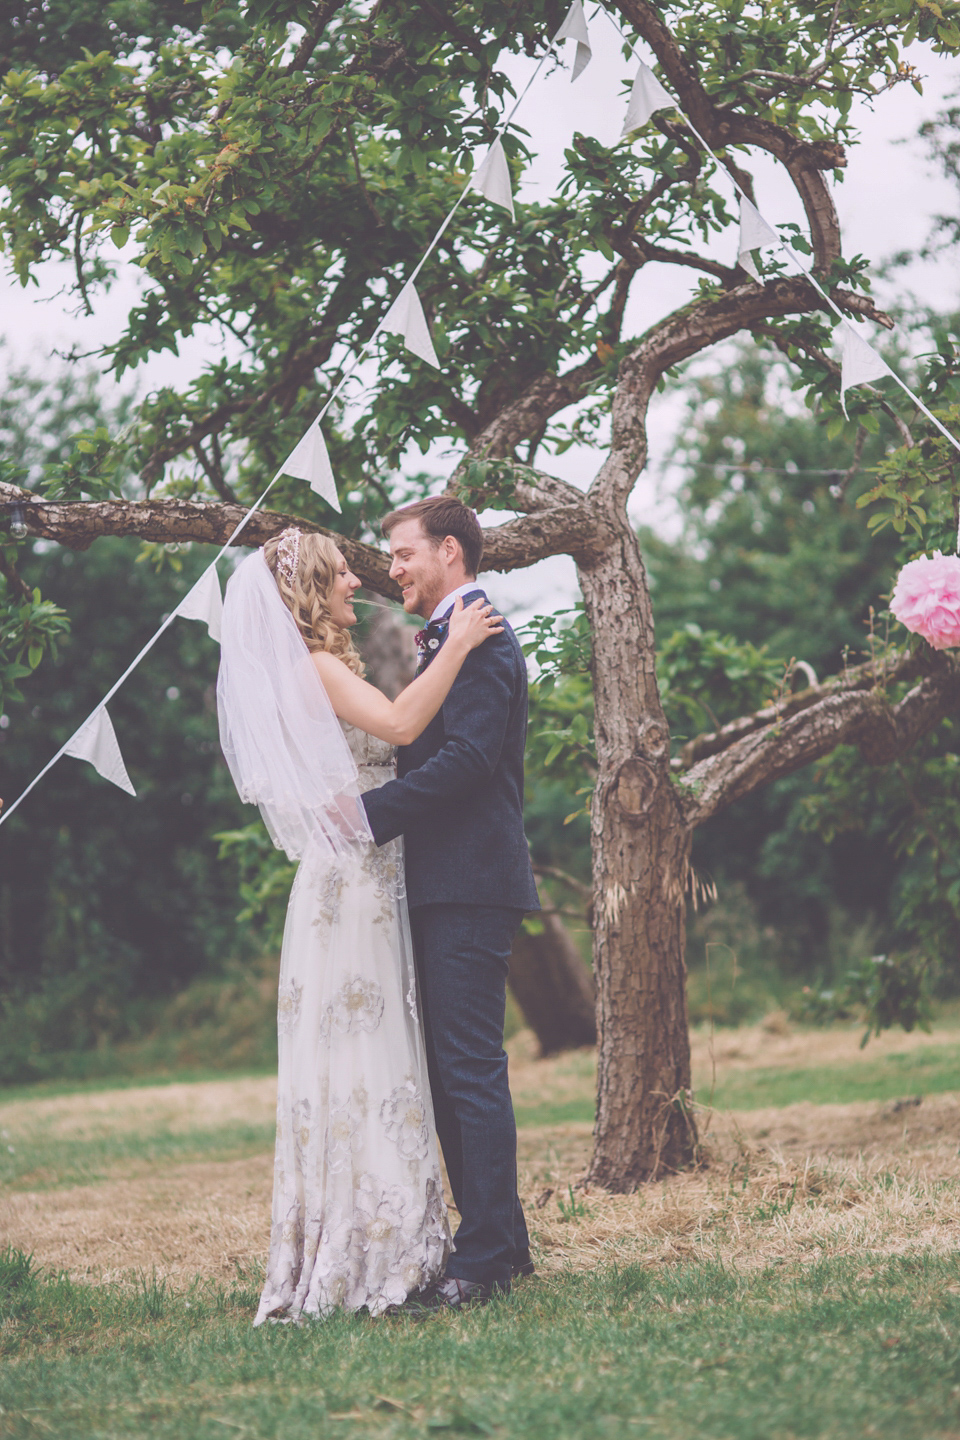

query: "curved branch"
left=679, top=651, right=960, bottom=827
left=0, top=483, right=599, bottom=592
left=598, top=275, right=894, bottom=508
left=0, top=487, right=394, bottom=592
left=287, top=0, right=348, bottom=73
left=672, top=649, right=927, bottom=771
left=459, top=360, right=601, bottom=463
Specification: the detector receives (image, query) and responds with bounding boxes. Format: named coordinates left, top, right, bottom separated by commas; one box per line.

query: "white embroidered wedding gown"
left=254, top=723, right=451, bottom=1324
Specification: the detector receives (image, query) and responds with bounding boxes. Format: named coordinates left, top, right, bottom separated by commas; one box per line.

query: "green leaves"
left=658, top=624, right=786, bottom=734
left=856, top=393, right=960, bottom=546
left=0, top=574, right=70, bottom=713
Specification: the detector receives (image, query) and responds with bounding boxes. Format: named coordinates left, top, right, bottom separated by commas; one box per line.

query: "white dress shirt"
left=429, top=581, right=485, bottom=624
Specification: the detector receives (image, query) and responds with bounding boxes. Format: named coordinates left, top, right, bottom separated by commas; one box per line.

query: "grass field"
left=5, top=1249, right=960, bottom=1439
left=4, top=1018, right=960, bottom=1438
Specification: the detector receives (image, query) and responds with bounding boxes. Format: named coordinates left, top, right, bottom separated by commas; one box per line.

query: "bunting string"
left=0, top=4, right=583, bottom=827
left=599, top=6, right=960, bottom=474
left=4, top=0, right=960, bottom=826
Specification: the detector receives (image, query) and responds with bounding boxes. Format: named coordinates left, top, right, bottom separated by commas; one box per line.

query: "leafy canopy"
left=1, top=0, right=958, bottom=531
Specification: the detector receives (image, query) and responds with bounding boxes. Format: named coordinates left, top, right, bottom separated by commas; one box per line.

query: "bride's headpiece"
left=275, top=527, right=302, bottom=586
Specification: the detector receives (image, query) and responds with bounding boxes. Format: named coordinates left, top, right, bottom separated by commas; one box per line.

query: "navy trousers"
left=410, top=903, right=530, bottom=1287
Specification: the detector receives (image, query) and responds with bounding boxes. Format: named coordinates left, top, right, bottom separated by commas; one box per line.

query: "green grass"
left=517, top=1043, right=960, bottom=1126
left=2, top=1106, right=586, bottom=1191
left=0, top=1121, right=276, bottom=1191
left=8, top=1041, right=960, bottom=1167
left=707, top=1043, right=960, bottom=1111
left=514, top=1098, right=595, bottom=1128
left=3, top=1247, right=960, bottom=1438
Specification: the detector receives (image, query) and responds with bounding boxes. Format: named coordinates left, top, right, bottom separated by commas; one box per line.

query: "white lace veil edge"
left=216, top=551, right=373, bottom=862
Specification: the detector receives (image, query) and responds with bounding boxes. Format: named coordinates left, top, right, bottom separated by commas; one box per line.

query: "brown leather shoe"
left=401, top=1276, right=506, bottom=1317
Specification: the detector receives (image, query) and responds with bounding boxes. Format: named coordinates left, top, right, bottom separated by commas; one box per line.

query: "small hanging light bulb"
left=9, top=503, right=28, bottom=541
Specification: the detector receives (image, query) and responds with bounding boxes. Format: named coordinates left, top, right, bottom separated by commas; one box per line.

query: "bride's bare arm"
left=312, top=598, right=504, bottom=745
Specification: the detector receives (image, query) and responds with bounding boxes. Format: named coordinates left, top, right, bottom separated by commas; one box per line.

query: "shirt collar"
left=429, top=581, right=484, bottom=625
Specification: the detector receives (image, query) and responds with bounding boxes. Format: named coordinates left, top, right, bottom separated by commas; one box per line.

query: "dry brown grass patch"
left=0, top=1153, right=273, bottom=1285
left=519, top=1094, right=960, bottom=1277
left=4, top=1025, right=960, bottom=1290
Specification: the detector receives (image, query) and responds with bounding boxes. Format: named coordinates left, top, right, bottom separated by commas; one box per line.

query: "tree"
left=3, top=0, right=960, bottom=1187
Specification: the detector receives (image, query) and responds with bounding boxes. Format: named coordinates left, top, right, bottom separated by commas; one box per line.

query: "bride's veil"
left=216, top=550, right=373, bottom=862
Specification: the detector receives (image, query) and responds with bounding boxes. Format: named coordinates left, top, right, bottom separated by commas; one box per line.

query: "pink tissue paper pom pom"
left=889, top=550, right=960, bottom=650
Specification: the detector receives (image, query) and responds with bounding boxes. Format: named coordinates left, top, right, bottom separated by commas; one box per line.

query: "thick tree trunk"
left=508, top=909, right=596, bottom=1055
left=579, top=518, right=697, bottom=1190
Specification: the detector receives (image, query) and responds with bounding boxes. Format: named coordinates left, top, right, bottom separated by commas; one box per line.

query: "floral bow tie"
left=414, top=618, right=448, bottom=671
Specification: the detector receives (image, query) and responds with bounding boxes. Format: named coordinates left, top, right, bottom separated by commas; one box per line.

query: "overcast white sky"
left=2, top=25, right=957, bottom=623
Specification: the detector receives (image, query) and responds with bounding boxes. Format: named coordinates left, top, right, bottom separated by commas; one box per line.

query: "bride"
left=216, top=526, right=502, bottom=1323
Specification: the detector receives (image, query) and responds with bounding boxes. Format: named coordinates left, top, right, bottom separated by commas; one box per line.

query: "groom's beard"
left=402, top=584, right=441, bottom=620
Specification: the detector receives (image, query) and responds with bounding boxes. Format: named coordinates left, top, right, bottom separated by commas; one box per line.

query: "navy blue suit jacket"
left=360, top=588, right=540, bottom=913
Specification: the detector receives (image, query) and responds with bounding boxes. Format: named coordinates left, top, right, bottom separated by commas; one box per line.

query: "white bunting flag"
left=382, top=280, right=440, bottom=368
left=621, top=61, right=674, bottom=138
left=837, top=326, right=892, bottom=419
left=278, top=420, right=341, bottom=512
left=64, top=706, right=136, bottom=796
left=473, top=138, right=515, bottom=221
left=175, top=564, right=223, bottom=643
left=556, top=0, right=592, bottom=81
left=737, top=198, right=779, bottom=281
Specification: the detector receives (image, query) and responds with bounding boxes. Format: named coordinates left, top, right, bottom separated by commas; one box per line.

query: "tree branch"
left=532, top=863, right=593, bottom=902
left=757, top=323, right=914, bottom=446
left=457, top=360, right=602, bottom=463
left=192, top=438, right=238, bottom=504
left=344, top=118, right=384, bottom=228
left=448, top=456, right=584, bottom=514
left=679, top=651, right=960, bottom=827
left=0, top=546, right=31, bottom=601
left=0, top=482, right=397, bottom=596
left=597, top=276, right=894, bottom=510
left=287, top=0, right=347, bottom=73
left=672, top=649, right=927, bottom=771
left=0, top=482, right=600, bottom=591
left=73, top=213, right=94, bottom=317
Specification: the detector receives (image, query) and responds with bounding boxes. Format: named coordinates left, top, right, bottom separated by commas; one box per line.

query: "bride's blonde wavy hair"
left=263, top=529, right=365, bottom=676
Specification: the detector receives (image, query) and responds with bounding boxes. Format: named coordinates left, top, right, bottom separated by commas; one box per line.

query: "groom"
left=359, top=494, right=540, bottom=1312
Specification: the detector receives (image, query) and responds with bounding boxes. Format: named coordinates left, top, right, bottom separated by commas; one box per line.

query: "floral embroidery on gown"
left=254, top=724, right=451, bottom=1324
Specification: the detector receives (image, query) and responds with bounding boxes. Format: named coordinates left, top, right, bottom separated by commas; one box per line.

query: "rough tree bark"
left=579, top=516, right=697, bottom=1184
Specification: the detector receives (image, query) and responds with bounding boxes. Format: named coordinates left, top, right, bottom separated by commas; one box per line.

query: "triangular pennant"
left=381, top=280, right=440, bottom=368
left=556, top=0, right=592, bottom=81
left=63, top=706, right=136, bottom=796
left=175, top=564, right=223, bottom=643
left=737, top=198, right=779, bottom=281
left=278, top=421, right=341, bottom=513
left=837, top=326, right=892, bottom=419
left=621, top=61, right=674, bottom=138
left=472, top=138, right=515, bottom=221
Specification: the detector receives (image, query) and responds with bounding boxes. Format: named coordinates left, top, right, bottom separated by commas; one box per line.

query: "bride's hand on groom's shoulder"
left=447, top=596, right=504, bottom=652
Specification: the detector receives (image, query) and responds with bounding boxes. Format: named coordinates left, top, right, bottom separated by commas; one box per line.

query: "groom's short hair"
left=381, top=496, right=484, bottom=578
